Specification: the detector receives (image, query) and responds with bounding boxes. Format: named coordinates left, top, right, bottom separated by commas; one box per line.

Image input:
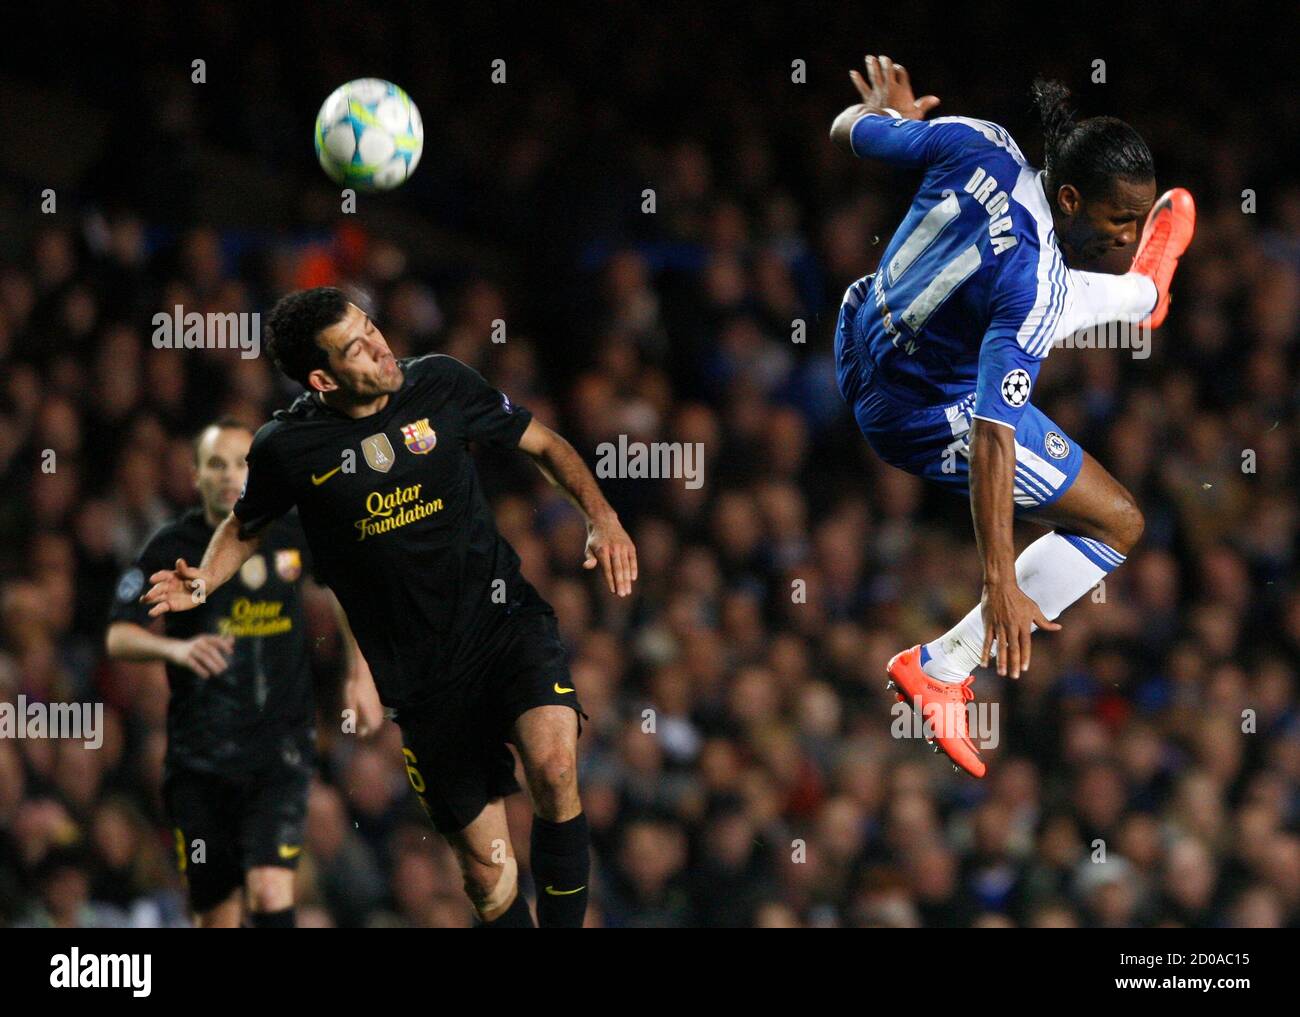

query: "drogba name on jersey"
left=844, top=113, right=1155, bottom=430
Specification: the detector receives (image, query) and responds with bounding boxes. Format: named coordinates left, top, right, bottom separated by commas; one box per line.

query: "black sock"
left=248, top=907, right=295, bottom=928
left=531, top=813, right=590, bottom=929
left=480, top=889, right=535, bottom=928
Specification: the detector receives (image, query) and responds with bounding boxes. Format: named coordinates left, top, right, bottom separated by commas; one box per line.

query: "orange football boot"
left=1130, top=187, right=1196, bottom=330
left=886, top=645, right=986, bottom=778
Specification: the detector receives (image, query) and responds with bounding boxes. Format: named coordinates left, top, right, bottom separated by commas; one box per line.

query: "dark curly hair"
left=1031, top=78, right=1154, bottom=200
left=265, top=287, right=349, bottom=387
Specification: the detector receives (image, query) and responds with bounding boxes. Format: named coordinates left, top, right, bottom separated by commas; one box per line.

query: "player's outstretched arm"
left=105, top=622, right=234, bottom=678
left=141, top=514, right=261, bottom=617
left=829, top=53, right=941, bottom=149
left=968, top=419, right=1060, bottom=679
left=517, top=419, right=638, bottom=597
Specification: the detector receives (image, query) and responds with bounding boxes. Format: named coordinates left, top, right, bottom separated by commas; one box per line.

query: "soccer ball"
left=314, top=78, right=423, bottom=192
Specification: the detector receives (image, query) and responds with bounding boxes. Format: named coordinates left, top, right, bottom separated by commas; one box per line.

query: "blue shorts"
left=835, top=276, right=1084, bottom=512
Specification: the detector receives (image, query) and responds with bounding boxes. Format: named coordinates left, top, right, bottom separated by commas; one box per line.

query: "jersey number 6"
left=402, top=747, right=426, bottom=793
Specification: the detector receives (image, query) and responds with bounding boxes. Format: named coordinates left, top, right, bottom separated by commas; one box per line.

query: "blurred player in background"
left=142, top=289, right=638, bottom=928
left=106, top=419, right=320, bottom=927
left=829, top=54, right=1195, bottom=777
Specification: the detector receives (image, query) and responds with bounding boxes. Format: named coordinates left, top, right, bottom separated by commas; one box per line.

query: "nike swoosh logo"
left=278, top=845, right=301, bottom=860
left=311, top=466, right=343, bottom=486
left=544, top=885, right=586, bottom=896
left=553, top=683, right=574, bottom=694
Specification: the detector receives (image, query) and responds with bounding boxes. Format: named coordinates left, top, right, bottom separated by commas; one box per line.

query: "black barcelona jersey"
left=232, top=354, right=549, bottom=712
left=110, top=509, right=315, bottom=777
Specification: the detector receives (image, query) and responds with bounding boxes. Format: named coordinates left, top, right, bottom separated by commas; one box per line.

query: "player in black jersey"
left=107, top=418, right=322, bottom=928
left=143, top=288, right=638, bottom=928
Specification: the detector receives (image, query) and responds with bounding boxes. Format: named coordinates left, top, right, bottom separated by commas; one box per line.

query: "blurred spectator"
left=0, top=1, right=1296, bottom=929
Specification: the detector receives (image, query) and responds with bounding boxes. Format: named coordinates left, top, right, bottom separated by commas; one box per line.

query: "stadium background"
left=1, top=2, right=1298, bottom=928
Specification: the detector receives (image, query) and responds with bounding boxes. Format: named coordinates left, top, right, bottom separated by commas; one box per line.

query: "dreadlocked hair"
left=1031, top=77, right=1154, bottom=200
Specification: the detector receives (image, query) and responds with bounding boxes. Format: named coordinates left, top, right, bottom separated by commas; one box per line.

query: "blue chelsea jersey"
left=846, top=113, right=1073, bottom=428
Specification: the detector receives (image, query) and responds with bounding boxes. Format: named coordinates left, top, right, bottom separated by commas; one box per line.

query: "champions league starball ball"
left=314, top=78, right=424, bottom=191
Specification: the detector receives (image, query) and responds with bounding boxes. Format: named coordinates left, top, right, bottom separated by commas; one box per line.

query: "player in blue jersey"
left=830, top=54, right=1195, bottom=776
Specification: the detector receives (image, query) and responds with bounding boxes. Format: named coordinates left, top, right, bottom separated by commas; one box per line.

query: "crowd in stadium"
left=1, top=4, right=1297, bottom=927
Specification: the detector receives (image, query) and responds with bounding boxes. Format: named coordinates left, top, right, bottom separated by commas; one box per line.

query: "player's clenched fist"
left=169, top=634, right=236, bottom=679
left=142, top=558, right=209, bottom=616
left=344, top=673, right=385, bottom=738
left=583, top=516, right=638, bottom=598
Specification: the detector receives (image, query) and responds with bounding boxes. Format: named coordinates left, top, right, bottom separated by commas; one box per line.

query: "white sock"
left=920, top=531, right=1123, bottom=683
left=1064, top=270, right=1158, bottom=323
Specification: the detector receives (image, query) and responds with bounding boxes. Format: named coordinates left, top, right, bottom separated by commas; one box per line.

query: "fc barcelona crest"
left=401, top=418, right=437, bottom=455
left=275, top=549, right=302, bottom=582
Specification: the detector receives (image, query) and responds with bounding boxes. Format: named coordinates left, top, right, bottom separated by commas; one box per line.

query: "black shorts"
left=163, top=733, right=313, bottom=912
left=395, top=611, right=585, bottom=835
